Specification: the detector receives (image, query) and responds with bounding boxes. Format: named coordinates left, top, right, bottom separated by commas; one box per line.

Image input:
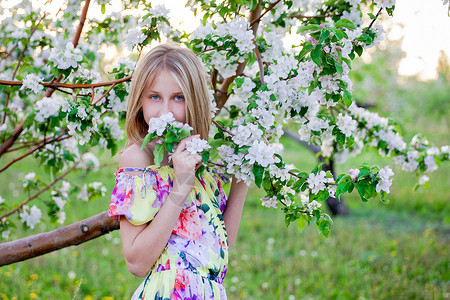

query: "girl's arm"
left=120, top=191, right=188, bottom=278
left=118, top=137, right=201, bottom=278
left=222, top=175, right=249, bottom=252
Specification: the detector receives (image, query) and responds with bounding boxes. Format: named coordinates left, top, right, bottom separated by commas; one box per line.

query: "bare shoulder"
left=119, top=144, right=153, bottom=171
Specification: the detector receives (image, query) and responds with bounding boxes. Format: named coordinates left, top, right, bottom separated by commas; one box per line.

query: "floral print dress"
left=108, top=164, right=229, bottom=299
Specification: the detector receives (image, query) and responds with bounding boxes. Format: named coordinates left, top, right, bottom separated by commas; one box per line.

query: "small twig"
left=249, top=0, right=282, bottom=26
left=92, top=82, right=115, bottom=105
left=290, top=14, right=338, bottom=19
left=212, top=119, right=233, bottom=136
left=0, top=132, right=70, bottom=173
left=211, top=68, right=218, bottom=96
left=2, top=92, right=11, bottom=125
left=235, top=5, right=241, bottom=17
left=207, top=160, right=226, bottom=168
left=252, top=39, right=265, bottom=85
left=0, top=75, right=132, bottom=89
left=364, top=8, right=383, bottom=34
left=89, top=86, right=95, bottom=104
left=0, top=160, right=80, bottom=220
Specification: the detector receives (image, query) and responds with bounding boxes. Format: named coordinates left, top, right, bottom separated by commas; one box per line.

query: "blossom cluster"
left=19, top=205, right=42, bottom=229
left=185, top=138, right=211, bottom=155
left=48, top=42, right=83, bottom=70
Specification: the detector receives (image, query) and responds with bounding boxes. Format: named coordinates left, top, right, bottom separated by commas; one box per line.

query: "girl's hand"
left=170, top=134, right=202, bottom=206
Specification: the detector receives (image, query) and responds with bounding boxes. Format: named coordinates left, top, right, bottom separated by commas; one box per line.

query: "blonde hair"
left=124, top=43, right=211, bottom=149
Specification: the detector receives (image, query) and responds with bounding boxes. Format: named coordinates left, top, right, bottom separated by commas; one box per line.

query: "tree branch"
left=0, top=211, right=119, bottom=267
left=249, top=0, right=282, bottom=26
left=0, top=0, right=91, bottom=159
left=0, top=133, right=70, bottom=173
left=364, top=8, right=383, bottom=34
left=214, top=1, right=262, bottom=110
left=252, top=39, right=265, bottom=85
left=0, top=75, right=131, bottom=89
left=0, top=160, right=78, bottom=220
left=290, top=14, right=338, bottom=19
left=92, top=82, right=116, bottom=105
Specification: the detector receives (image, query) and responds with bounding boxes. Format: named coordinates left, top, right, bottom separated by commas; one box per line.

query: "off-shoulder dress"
left=108, top=164, right=229, bottom=299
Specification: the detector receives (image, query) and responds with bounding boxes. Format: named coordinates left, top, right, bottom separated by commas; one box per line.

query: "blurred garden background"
left=1, top=0, right=449, bottom=299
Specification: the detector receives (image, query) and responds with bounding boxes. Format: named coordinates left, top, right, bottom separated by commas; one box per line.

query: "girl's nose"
left=159, top=101, right=170, bottom=116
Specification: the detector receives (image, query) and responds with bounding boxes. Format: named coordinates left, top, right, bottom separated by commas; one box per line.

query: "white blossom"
left=48, top=42, right=83, bottom=69
left=185, top=138, right=211, bottom=154
left=20, top=74, right=42, bottom=93
left=307, top=171, right=327, bottom=194
left=103, top=116, right=124, bottom=141
left=261, top=196, right=278, bottom=208
left=19, top=205, right=42, bottom=229
left=57, top=211, right=66, bottom=224
left=418, top=175, right=429, bottom=185
left=245, top=140, right=276, bottom=167
left=348, top=168, right=360, bottom=180
left=2, top=230, right=10, bottom=240
left=336, top=113, right=357, bottom=137
left=34, top=97, right=63, bottom=122
left=24, top=172, right=36, bottom=181
left=376, top=166, right=394, bottom=193
left=78, top=184, right=89, bottom=201
left=80, top=153, right=100, bottom=171
left=124, top=28, right=145, bottom=51
left=148, top=112, right=176, bottom=136
left=52, top=196, right=66, bottom=210
left=424, top=155, right=438, bottom=173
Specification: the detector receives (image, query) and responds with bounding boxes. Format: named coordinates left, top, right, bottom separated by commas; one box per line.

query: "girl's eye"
left=150, top=95, right=160, bottom=101
left=174, top=95, right=184, bottom=101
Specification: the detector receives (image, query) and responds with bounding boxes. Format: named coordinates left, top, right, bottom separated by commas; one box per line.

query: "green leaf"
left=315, top=213, right=332, bottom=238
left=141, top=133, right=152, bottom=150
left=153, top=143, right=164, bottom=167
left=311, top=162, right=324, bottom=175
left=335, top=60, right=344, bottom=74
left=297, top=24, right=321, bottom=33
left=252, top=164, right=265, bottom=188
left=316, top=190, right=330, bottom=201
left=355, top=45, right=363, bottom=56
left=343, top=90, right=352, bottom=107
left=101, top=4, right=106, bottom=14
left=311, top=44, right=322, bottom=66
left=380, top=191, right=389, bottom=203
left=355, top=183, right=367, bottom=202
left=235, top=77, right=245, bottom=88
left=335, top=19, right=356, bottom=30
left=297, top=216, right=308, bottom=233
left=319, top=30, right=330, bottom=44
left=227, top=81, right=235, bottom=94
left=201, top=151, right=209, bottom=163
left=335, top=181, right=350, bottom=200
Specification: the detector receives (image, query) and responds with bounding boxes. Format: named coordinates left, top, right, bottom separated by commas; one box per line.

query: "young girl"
left=108, top=43, right=249, bottom=299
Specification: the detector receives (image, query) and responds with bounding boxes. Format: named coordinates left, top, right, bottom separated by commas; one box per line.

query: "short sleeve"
left=108, top=170, right=164, bottom=226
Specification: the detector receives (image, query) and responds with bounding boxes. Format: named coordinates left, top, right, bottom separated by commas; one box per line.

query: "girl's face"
left=142, top=69, right=186, bottom=125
